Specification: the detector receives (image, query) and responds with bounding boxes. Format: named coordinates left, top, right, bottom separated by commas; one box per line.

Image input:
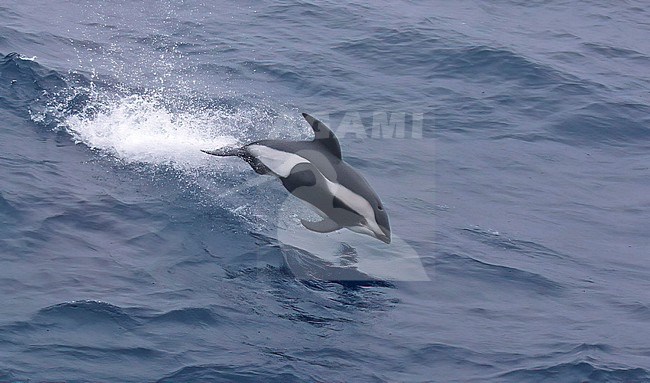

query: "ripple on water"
left=496, top=361, right=649, bottom=383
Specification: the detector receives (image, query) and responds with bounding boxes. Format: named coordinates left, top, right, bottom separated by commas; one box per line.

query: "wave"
left=433, top=46, right=567, bottom=86
left=0, top=191, right=19, bottom=223
left=496, top=361, right=649, bottom=383
left=436, top=251, right=563, bottom=295
left=10, top=299, right=243, bottom=328
left=411, top=342, right=499, bottom=370
left=0, top=369, right=17, bottom=381
left=549, top=101, right=650, bottom=147
left=0, top=52, right=66, bottom=118
left=336, top=29, right=569, bottom=87
left=613, top=301, right=650, bottom=321
left=25, top=343, right=166, bottom=360
left=583, top=42, right=649, bottom=61
left=156, top=364, right=310, bottom=383
left=147, top=307, right=224, bottom=325
left=24, top=301, right=236, bottom=333
left=36, top=300, right=140, bottom=328
left=462, top=226, right=567, bottom=260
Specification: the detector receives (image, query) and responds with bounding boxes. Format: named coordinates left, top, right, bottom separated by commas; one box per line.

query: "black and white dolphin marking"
left=202, top=113, right=391, bottom=244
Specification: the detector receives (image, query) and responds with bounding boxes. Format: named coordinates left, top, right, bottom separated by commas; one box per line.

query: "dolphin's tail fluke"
left=201, top=146, right=242, bottom=157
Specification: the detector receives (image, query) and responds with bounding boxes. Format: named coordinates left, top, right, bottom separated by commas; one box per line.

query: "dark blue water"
left=1, top=1, right=650, bottom=382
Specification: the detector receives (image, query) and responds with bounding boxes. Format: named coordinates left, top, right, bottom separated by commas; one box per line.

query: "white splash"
left=17, top=54, right=37, bottom=61
left=63, top=94, right=238, bottom=170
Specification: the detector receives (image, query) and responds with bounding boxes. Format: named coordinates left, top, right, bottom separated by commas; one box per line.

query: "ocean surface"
left=1, top=1, right=649, bottom=382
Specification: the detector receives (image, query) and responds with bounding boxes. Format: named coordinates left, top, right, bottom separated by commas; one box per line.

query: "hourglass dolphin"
left=202, top=113, right=391, bottom=244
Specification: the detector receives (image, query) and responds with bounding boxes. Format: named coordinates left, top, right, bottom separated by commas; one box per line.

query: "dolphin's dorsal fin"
left=302, top=113, right=342, bottom=159
left=301, top=218, right=341, bottom=233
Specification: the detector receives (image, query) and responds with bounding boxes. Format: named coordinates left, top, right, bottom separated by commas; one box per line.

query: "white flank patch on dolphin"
left=322, top=177, right=382, bottom=235
left=247, top=144, right=382, bottom=236
left=246, top=145, right=309, bottom=178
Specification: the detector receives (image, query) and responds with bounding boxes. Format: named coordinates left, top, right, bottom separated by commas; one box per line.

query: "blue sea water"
left=1, top=1, right=650, bottom=382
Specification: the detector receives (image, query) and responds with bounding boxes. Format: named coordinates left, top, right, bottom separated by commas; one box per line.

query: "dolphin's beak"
left=378, top=226, right=392, bottom=244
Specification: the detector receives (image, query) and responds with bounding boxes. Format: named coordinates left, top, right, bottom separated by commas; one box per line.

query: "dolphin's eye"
left=377, top=204, right=383, bottom=211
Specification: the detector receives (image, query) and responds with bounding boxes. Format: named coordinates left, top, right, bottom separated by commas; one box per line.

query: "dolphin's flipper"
left=201, top=147, right=241, bottom=157
left=302, top=113, right=342, bottom=159
left=300, top=218, right=341, bottom=233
